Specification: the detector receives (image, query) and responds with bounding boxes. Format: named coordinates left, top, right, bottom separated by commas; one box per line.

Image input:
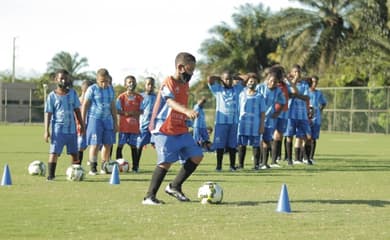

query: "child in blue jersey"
left=192, top=96, right=212, bottom=151
left=284, top=64, right=312, bottom=165
left=142, top=52, right=203, bottom=205
left=44, top=69, right=84, bottom=181
left=82, top=68, right=118, bottom=175
left=307, top=76, right=327, bottom=163
left=237, top=76, right=265, bottom=170
left=208, top=71, right=244, bottom=171
left=257, top=68, right=286, bottom=169
left=135, top=77, right=157, bottom=171
left=77, top=80, right=92, bottom=165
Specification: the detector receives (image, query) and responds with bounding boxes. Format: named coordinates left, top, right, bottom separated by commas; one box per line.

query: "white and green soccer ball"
left=116, top=158, right=129, bottom=172
left=66, top=164, right=85, bottom=181
left=102, top=160, right=119, bottom=174
left=28, top=160, right=46, bottom=176
left=198, top=181, right=223, bottom=204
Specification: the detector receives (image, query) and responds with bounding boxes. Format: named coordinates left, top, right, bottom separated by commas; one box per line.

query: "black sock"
left=253, top=147, right=260, bottom=168
left=294, top=147, right=301, bottom=161
left=171, top=160, right=198, bottom=190
left=238, top=145, right=246, bottom=168
left=310, top=140, right=317, bottom=160
left=90, top=162, right=97, bottom=172
left=286, top=141, right=293, bottom=162
left=48, top=162, right=57, bottom=179
left=78, top=151, right=83, bottom=165
left=272, top=141, right=278, bottom=164
left=146, top=166, right=168, bottom=199
left=228, top=147, right=236, bottom=168
left=109, top=146, right=113, bottom=160
left=131, top=147, right=138, bottom=170
left=216, top=148, right=224, bottom=169
left=304, top=143, right=311, bottom=161
left=259, top=145, right=264, bottom=165
left=276, top=140, right=282, bottom=160
left=262, top=146, right=270, bottom=166
left=284, top=138, right=288, bottom=160
left=116, top=146, right=123, bottom=159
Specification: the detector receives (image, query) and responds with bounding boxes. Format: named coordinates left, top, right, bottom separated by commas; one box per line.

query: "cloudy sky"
left=0, top=0, right=299, bottom=84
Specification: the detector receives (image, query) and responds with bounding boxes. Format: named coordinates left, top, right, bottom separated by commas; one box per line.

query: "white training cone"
left=109, top=164, right=120, bottom=185
left=276, top=184, right=291, bottom=213
left=1, top=164, right=12, bottom=186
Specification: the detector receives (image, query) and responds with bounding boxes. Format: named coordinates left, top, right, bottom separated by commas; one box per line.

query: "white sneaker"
left=270, top=164, right=281, bottom=168
left=88, top=170, right=98, bottom=176
left=142, top=197, right=165, bottom=205
left=100, top=169, right=107, bottom=174
left=293, top=160, right=303, bottom=165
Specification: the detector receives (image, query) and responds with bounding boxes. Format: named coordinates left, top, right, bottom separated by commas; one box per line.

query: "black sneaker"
left=165, top=184, right=190, bottom=202
left=142, top=196, right=165, bottom=205
left=47, top=176, right=55, bottom=181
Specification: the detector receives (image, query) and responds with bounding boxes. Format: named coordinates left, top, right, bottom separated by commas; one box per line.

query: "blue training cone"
left=1, top=164, right=12, bottom=186
left=276, top=184, right=291, bottom=213
left=109, top=164, right=120, bottom=185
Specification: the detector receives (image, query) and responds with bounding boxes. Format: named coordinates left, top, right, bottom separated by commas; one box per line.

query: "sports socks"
left=146, top=166, right=168, bottom=198
left=228, top=147, right=236, bottom=169
left=238, top=145, right=246, bottom=168
left=216, top=148, right=224, bottom=170
left=48, top=162, right=57, bottom=179
left=252, top=147, right=260, bottom=168
left=171, top=160, right=198, bottom=190
left=116, top=146, right=123, bottom=159
left=131, top=146, right=138, bottom=171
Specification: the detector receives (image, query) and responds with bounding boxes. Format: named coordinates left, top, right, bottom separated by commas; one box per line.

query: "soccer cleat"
left=215, top=168, right=222, bottom=172
left=165, top=184, right=190, bottom=202
left=293, top=160, right=303, bottom=165
left=260, top=164, right=270, bottom=170
left=229, top=166, right=237, bottom=172
left=307, top=159, right=314, bottom=165
left=142, top=197, right=165, bottom=205
left=88, top=170, right=98, bottom=176
left=270, top=163, right=281, bottom=168
left=46, top=176, right=55, bottom=181
left=100, top=169, right=107, bottom=174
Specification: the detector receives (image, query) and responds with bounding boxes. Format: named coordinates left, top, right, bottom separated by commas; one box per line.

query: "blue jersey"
left=209, top=83, right=243, bottom=124
left=139, top=92, right=157, bottom=132
left=309, top=89, right=327, bottom=124
left=45, top=88, right=80, bottom=134
left=85, top=84, right=115, bottom=120
left=238, top=89, right=265, bottom=136
left=257, top=84, right=286, bottom=128
left=287, top=80, right=309, bottom=120
left=193, top=104, right=207, bottom=129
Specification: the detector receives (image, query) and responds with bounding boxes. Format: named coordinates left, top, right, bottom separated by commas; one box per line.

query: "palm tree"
left=198, top=3, right=276, bottom=77
left=47, top=51, right=93, bottom=81
left=265, top=0, right=365, bottom=73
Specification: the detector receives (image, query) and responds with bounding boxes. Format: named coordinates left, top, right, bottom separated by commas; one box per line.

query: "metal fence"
left=1, top=83, right=389, bottom=134
left=194, top=86, right=390, bottom=135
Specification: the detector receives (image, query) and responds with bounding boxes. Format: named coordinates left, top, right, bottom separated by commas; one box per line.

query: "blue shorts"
left=136, top=130, right=152, bottom=148
left=274, top=118, right=287, bottom=133
left=153, top=133, right=203, bottom=164
left=86, top=117, right=116, bottom=145
left=310, top=123, right=321, bottom=140
left=237, top=135, right=260, bottom=146
left=213, top=124, right=238, bottom=149
left=285, top=119, right=311, bottom=138
left=262, top=127, right=275, bottom=142
left=118, top=132, right=138, bottom=146
left=50, top=132, right=78, bottom=155
left=77, top=134, right=87, bottom=151
left=193, top=127, right=210, bottom=144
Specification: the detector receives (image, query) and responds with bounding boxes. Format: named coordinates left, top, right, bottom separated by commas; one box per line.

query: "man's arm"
left=44, top=112, right=52, bottom=143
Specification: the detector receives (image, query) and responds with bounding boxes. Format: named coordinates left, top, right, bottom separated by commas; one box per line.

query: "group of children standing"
left=43, top=53, right=326, bottom=205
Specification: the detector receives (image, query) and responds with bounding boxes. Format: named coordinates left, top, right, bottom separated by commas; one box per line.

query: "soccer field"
left=0, top=125, right=389, bottom=240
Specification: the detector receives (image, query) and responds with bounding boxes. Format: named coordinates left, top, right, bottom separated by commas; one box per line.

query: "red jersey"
left=150, top=76, right=189, bottom=135
left=117, top=92, right=143, bottom=133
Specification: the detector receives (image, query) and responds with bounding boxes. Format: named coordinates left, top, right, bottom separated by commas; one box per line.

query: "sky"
left=0, top=0, right=299, bottom=85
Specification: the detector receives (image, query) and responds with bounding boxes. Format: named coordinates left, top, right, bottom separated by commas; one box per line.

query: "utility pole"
left=12, top=37, right=16, bottom=83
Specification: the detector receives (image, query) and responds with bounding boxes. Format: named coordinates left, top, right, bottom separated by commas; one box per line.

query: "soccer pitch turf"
left=0, top=125, right=389, bottom=239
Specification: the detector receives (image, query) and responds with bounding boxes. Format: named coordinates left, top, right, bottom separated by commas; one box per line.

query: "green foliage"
left=46, top=51, right=95, bottom=81
left=198, top=3, right=277, bottom=78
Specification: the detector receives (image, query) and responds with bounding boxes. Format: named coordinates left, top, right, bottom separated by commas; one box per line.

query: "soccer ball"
left=102, top=160, right=119, bottom=174
left=116, top=159, right=129, bottom=172
left=197, top=182, right=223, bottom=204
left=66, top=164, right=85, bottom=181
left=28, top=160, right=46, bottom=176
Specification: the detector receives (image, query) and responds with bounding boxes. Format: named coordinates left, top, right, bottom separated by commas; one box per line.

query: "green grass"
left=0, top=124, right=389, bottom=239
